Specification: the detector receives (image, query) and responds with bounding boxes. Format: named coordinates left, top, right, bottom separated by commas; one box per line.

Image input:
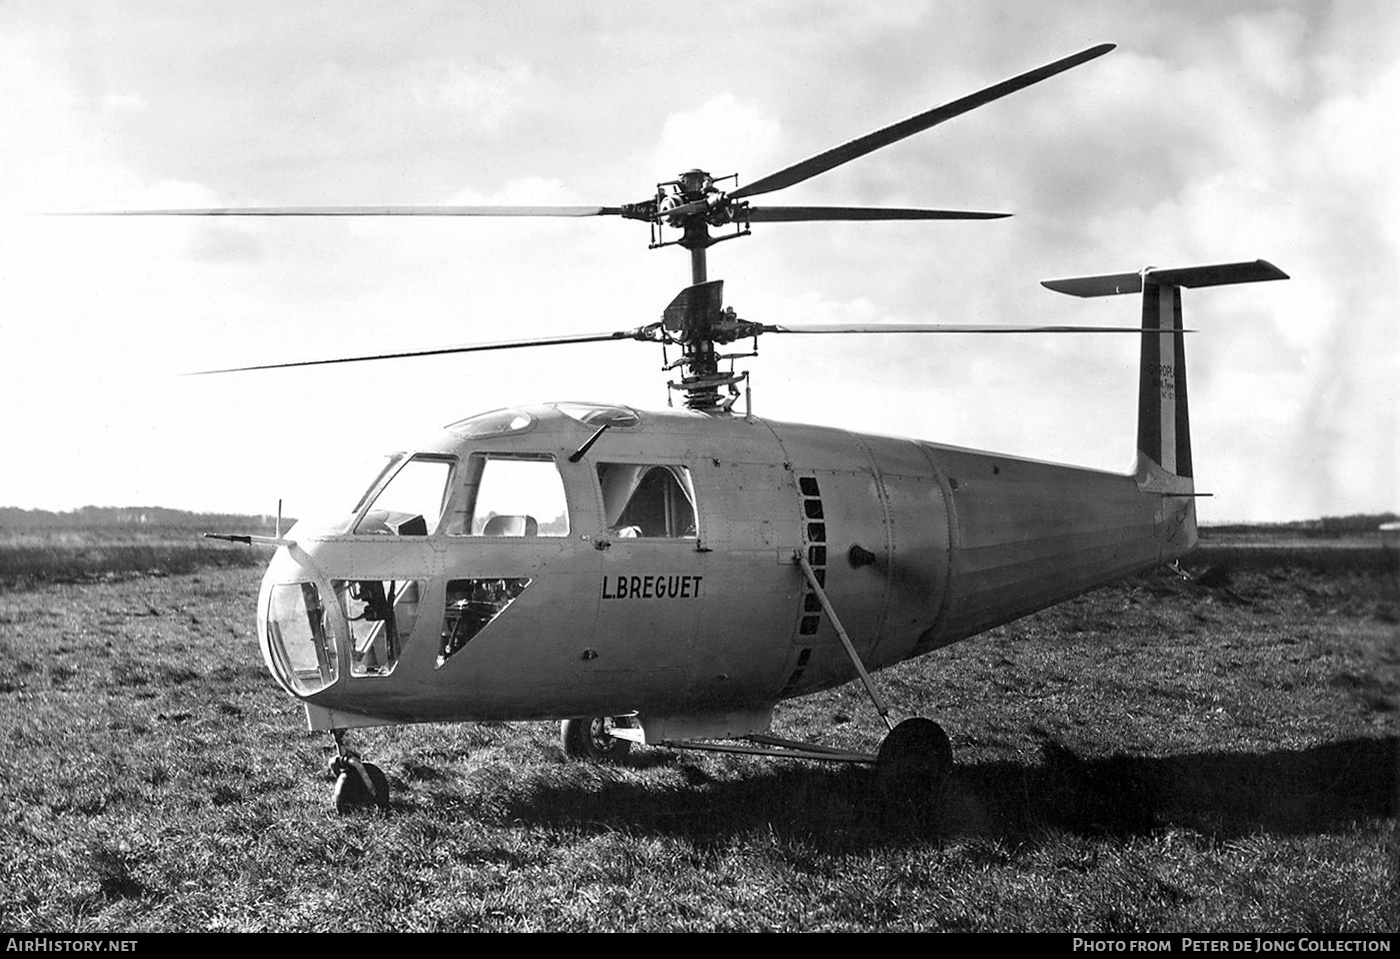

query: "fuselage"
left=257, top=401, right=1195, bottom=733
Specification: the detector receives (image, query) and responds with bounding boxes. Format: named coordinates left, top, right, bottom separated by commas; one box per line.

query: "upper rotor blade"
left=747, top=206, right=1009, bottom=222
left=761, top=323, right=1165, bottom=334
left=55, top=205, right=623, bottom=217
left=730, top=43, right=1114, bottom=201
left=187, top=329, right=648, bottom=375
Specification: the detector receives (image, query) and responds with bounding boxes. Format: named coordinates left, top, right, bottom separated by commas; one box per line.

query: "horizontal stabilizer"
left=1042, top=259, right=1289, bottom=297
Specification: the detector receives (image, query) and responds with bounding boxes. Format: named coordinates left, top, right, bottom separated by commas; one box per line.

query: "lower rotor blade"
left=54, top=205, right=623, bottom=217
left=747, top=206, right=1009, bottom=222
left=187, top=329, right=648, bottom=375
left=762, top=323, right=1172, bottom=334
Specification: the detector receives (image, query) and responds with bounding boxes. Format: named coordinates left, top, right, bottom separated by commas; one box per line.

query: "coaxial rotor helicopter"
left=68, top=42, right=1287, bottom=812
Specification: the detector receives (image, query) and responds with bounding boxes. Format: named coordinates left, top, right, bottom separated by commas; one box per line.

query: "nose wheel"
left=561, top=716, right=634, bottom=762
left=328, top=730, right=390, bottom=813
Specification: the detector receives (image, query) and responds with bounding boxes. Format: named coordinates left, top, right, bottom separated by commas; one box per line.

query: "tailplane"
left=1042, top=259, right=1288, bottom=478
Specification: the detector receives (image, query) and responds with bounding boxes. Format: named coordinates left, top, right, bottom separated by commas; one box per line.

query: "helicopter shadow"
left=944, top=734, right=1398, bottom=841
left=471, top=735, right=1397, bottom=846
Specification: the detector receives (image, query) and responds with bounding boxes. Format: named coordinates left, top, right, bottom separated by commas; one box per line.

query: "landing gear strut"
left=329, top=729, right=390, bottom=814
left=795, top=551, right=956, bottom=802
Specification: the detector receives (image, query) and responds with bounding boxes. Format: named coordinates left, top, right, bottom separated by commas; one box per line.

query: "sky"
left=0, top=1, right=1395, bottom=523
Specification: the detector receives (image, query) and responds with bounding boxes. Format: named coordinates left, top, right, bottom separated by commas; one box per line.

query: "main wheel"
left=332, top=759, right=390, bottom=814
left=876, top=717, right=953, bottom=802
left=561, top=716, right=633, bottom=763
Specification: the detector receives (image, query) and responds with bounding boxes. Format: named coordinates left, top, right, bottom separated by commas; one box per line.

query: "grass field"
left=0, top=526, right=269, bottom=588
left=0, top=529, right=1395, bottom=932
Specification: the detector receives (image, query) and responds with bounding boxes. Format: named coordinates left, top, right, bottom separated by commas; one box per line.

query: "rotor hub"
left=678, top=169, right=712, bottom=196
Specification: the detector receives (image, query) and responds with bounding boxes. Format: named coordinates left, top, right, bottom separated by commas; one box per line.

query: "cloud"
left=401, top=57, right=533, bottom=133
left=101, top=92, right=147, bottom=113
left=647, top=94, right=785, bottom=185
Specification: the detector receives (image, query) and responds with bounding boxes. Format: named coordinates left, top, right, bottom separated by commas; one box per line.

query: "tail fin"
left=1042, top=259, right=1288, bottom=477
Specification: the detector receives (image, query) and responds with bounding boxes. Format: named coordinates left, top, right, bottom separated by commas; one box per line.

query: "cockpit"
left=259, top=402, right=701, bottom=700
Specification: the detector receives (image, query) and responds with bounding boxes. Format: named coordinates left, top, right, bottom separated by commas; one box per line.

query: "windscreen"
left=354, top=455, right=455, bottom=535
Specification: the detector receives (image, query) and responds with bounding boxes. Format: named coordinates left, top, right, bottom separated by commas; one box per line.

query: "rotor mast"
left=676, top=179, right=738, bottom=415
left=678, top=215, right=731, bottom=414
left=649, top=169, right=758, bottom=415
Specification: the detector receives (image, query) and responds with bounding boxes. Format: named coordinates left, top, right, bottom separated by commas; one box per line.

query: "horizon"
left=3, top=501, right=1395, bottom=530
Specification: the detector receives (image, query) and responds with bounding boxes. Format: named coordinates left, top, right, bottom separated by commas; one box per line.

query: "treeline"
left=1202, top=512, right=1399, bottom=537
left=0, top=506, right=286, bottom=585
left=0, top=506, right=285, bottom=531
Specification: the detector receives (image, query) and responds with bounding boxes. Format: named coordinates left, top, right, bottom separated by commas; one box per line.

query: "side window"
left=597, top=463, right=696, bottom=538
left=447, top=455, right=570, bottom=537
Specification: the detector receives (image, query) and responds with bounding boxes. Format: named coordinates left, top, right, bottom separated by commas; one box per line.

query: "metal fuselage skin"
left=257, top=403, right=1195, bottom=733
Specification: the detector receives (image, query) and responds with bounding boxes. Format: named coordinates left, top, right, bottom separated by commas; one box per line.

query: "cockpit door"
left=585, top=463, right=704, bottom=701
left=430, top=453, right=598, bottom=713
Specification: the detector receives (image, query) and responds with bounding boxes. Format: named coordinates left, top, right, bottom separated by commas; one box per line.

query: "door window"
left=597, top=463, right=696, bottom=538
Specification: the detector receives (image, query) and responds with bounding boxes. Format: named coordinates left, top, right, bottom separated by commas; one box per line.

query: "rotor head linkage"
left=658, top=280, right=763, bottom=413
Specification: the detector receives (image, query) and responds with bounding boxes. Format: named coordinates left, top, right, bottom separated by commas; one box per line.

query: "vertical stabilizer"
left=1041, top=259, right=1288, bottom=478
left=1139, top=279, right=1190, bottom=477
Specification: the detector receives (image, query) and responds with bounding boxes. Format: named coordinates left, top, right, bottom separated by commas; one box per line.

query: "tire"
left=561, top=716, right=633, bottom=763
left=876, top=717, right=953, bottom=803
left=332, top=760, right=390, bottom=813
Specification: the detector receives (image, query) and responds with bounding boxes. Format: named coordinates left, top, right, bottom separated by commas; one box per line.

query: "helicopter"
left=71, top=42, right=1288, bottom=812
